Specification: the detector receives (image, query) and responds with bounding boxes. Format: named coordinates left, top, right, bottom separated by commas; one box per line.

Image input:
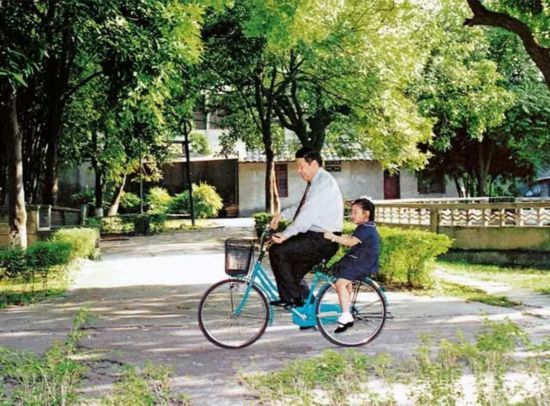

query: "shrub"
left=252, top=212, right=291, bottom=237
left=378, top=226, right=452, bottom=287
left=146, top=187, right=172, bottom=213
left=133, top=213, right=167, bottom=235
left=51, top=228, right=99, bottom=260
left=120, top=192, right=141, bottom=211
left=70, top=188, right=95, bottom=206
left=0, top=248, right=27, bottom=280
left=25, top=241, right=73, bottom=291
left=168, top=183, right=223, bottom=219
left=26, top=242, right=72, bottom=269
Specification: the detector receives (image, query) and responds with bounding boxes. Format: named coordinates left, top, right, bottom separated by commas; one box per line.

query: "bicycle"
left=198, top=227, right=390, bottom=349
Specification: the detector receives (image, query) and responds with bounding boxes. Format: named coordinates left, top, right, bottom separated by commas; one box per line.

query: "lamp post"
left=181, top=119, right=196, bottom=226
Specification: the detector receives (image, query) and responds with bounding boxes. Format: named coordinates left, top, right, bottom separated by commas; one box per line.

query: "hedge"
left=51, top=228, right=99, bottom=260
left=253, top=213, right=452, bottom=288
left=1, top=227, right=100, bottom=299
left=84, top=214, right=166, bottom=235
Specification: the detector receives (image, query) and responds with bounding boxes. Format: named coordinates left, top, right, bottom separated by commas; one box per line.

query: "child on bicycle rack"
left=324, top=198, right=380, bottom=333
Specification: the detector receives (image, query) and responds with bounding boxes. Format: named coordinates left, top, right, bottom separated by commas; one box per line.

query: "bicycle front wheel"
left=198, top=279, right=269, bottom=349
left=316, top=279, right=387, bottom=347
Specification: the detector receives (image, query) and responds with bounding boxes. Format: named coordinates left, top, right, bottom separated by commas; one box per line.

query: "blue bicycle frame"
left=234, top=233, right=341, bottom=328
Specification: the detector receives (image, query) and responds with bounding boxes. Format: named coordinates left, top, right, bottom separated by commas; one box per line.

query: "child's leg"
left=335, top=278, right=352, bottom=314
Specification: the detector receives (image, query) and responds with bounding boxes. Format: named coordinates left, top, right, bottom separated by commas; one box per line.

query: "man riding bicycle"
left=269, top=147, right=344, bottom=309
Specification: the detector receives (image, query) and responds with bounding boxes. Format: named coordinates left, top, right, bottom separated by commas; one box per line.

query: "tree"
left=418, top=1, right=550, bottom=196
left=201, top=6, right=284, bottom=212
left=243, top=0, right=435, bottom=169
left=59, top=0, right=225, bottom=216
left=0, top=1, right=42, bottom=247
left=464, top=0, right=550, bottom=91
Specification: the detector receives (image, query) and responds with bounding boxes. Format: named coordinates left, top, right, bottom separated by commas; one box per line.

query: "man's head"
left=295, top=147, right=323, bottom=182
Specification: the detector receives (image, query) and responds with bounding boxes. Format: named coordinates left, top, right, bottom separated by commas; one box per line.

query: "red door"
left=384, top=170, right=400, bottom=199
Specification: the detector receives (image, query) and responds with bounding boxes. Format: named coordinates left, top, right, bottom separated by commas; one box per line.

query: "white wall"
left=400, top=170, right=459, bottom=199
left=238, top=161, right=385, bottom=216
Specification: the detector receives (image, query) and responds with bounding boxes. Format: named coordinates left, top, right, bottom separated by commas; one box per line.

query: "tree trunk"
left=1, top=91, right=27, bottom=248
left=265, top=151, right=280, bottom=214
left=41, top=79, right=65, bottom=205
left=452, top=175, right=464, bottom=198
left=107, top=173, right=127, bottom=216
left=93, top=165, right=103, bottom=217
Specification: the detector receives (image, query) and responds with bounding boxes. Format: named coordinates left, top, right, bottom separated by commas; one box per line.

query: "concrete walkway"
left=1, top=221, right=549, bottom=405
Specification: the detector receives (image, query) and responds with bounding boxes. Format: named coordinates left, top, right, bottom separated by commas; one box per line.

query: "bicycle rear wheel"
left=316, top=279, right=386, bottom=347
left=198, top=279, right=269, bottom=349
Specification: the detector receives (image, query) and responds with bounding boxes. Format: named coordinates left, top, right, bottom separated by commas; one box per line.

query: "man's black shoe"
left=269, top=299, right=288, bottom=307
left=283, top=298, right=304, bottom=309
left=299, top=325, right=317, bottom=331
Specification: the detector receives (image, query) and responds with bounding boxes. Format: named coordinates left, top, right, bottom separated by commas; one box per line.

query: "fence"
left=374, top=198, right=550, bottom=232
left=1, top=205, right=87, bottom=247
left=372, top=198, right=550, bottom=261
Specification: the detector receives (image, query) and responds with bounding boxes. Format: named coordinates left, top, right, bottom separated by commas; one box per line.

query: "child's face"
left=350, top=204, right=370, bottom=225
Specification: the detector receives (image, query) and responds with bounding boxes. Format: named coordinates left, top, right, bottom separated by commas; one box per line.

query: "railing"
left=374, top=199, right=550, bottom=231
left=30, top=205, right=87, bottom=230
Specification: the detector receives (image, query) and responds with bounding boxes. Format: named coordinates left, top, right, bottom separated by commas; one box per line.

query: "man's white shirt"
left=281, top=168, right=344, bottom=238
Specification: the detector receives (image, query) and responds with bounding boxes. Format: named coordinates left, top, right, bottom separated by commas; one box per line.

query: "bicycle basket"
left=224, top=238, right=255, bottom=276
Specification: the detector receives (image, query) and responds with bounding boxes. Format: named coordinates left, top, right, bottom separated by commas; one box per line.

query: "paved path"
left=1, top=220, right=549, bottom=404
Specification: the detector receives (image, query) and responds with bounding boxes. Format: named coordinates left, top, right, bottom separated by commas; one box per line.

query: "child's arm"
left=323, top=231, right=361, bottom=247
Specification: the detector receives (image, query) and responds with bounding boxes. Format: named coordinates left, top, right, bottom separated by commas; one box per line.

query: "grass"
left=429, top=280, right=521, bottom=307
left=243, top=319, right=550, bottom=405
left=0, top=308, right=191, bottom=405
left=164, top=218, right=212, bottom=231
left=0, top=269, right=69, bottom=309
left=436, top=260, right=550, bottom=295
left=381, top=278, right=521, bottom=308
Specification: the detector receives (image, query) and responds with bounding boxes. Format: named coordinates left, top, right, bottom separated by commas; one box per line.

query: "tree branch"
left=464, top=0, right=550, bottom=91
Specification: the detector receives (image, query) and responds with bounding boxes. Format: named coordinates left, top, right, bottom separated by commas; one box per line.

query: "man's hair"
left=295, top=147, right=323, bottom=166
left=351, top=198, right=375, bottom=221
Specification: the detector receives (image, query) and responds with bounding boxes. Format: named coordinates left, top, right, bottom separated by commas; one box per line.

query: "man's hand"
left=270, top=213, right=282, bottom=230
left=324, top=231, right=335, bottom=241
left=271, top=233, right=287, bottom=244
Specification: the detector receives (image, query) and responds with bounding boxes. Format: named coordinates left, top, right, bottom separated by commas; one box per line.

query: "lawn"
left=436, top=260, right=550, bottom=295
left=0, top=269, right=69, bottom=309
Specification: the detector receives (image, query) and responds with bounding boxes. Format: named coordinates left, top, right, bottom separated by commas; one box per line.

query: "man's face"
left=296, top=158, right=319, bottom=182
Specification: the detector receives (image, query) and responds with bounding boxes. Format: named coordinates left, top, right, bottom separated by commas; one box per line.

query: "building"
left=58, top=112, right=460, bottom=215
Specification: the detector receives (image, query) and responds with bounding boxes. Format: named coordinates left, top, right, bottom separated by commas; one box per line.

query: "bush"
left=51, top=228, right=99, bottom=260
left=70, top=188, right=95, bottom=207
left=0, top=248, right=27, bottom=280
left=26, top=242, right=72, bottom=268
left=378, top=226, right=452, bottom=287
left=146, top=187, right=172, bottom=213
left=168, top=183, right=223, bottom=219
left=120, top=192, right=141, bottom=211
left=253, top=214, right=452, bottom=288
left=252, top=212, right=291, bottom=237
left=133, top=213, right=167, bottom=235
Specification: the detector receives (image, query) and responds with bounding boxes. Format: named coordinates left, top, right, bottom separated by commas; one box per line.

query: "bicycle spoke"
left=198, top=279, right=269, bottom=349
left=316, top=280, right=386, bottom=347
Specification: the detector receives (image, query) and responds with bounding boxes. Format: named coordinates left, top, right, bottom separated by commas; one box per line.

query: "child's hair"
left=351, top=198, right=375, bottom=221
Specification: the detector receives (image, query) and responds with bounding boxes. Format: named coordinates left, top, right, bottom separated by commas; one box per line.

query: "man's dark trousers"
left=269, top=231, right=339, bottom=302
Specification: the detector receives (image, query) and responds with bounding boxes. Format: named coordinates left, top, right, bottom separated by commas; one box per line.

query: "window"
left=275, top=163, right=288, bottom=198
left=325, top=161, right=342, bottom=172
left=208, top=110, right=224, bottom=129
left=417, top=169, right=446, bottom=194
left=193, top=110, right=207, bottom=130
